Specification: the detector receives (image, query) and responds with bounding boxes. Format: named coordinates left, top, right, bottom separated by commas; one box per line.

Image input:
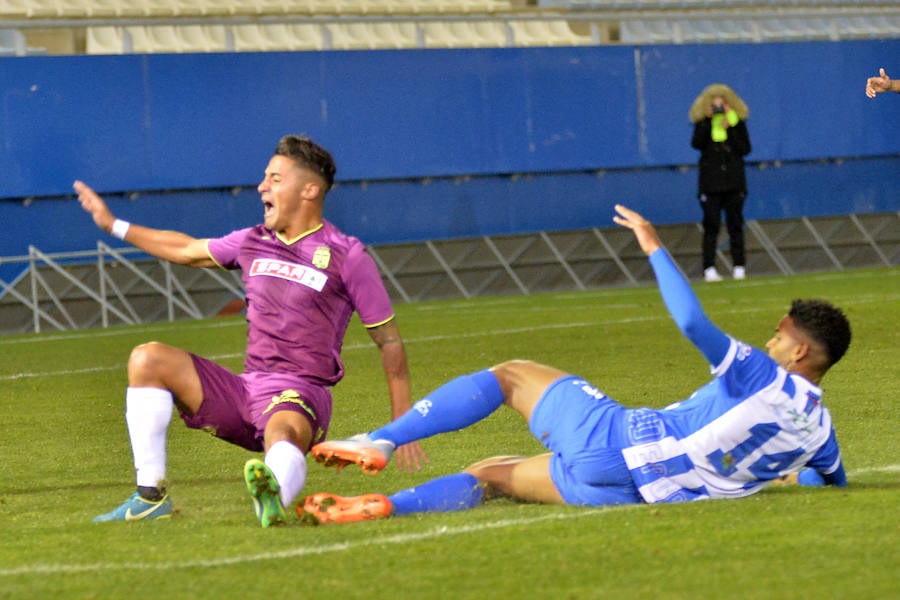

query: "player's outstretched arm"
left=866, top=68, right=898, bottom=98
left=74, top=180, right=215, bottom=268
left=614, top=205, right=729, bottom=366
left=612, top=204, right=662, bottom=256
left=367, top=320, right=428, bottom=472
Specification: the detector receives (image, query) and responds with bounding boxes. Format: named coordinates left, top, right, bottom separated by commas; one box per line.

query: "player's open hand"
left=866, top=68, right=892, bottom=98
left=394, top=440, right=429, bottom=473
left=613, top=204, right=663, bottom=256
left=770, top=472, right=799, bottom=486
left=73, top=180, right=115, bottom=232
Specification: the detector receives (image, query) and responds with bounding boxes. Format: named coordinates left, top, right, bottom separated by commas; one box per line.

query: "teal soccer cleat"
left=244, top=458, right=286, bottom=528
left=93, top=492, right=173, bottom=522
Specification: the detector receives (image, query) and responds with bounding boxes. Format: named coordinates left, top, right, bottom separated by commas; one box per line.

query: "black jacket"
left=691, top=118, right=752, bottom=195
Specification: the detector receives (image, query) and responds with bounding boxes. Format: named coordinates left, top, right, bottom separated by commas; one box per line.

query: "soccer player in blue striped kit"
left=303, top=205, right=851, bottom=524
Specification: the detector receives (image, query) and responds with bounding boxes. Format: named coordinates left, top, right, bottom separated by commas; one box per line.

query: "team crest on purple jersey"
left=313, top=246, right=331, bottom=269
left=207, top=222, right=395, bottom=384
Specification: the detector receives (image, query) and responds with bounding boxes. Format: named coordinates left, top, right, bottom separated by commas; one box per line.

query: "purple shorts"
left=181, top=354, right=333, bottom=452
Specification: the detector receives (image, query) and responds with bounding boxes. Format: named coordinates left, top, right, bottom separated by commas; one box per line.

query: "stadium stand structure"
left=0, top=0, right=898, bottom=54
left=1, top=213, right=898, bottom=334
left=544, top=0, right=899, bottom=7
left=0, top=1, right=897, bottom=333
left=621, top=15, right=900, bottom=44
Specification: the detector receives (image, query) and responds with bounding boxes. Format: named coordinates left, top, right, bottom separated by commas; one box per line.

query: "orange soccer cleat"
left=300, top=493, right=392, bottom=525
left=311, top=433, right=395, bottom=474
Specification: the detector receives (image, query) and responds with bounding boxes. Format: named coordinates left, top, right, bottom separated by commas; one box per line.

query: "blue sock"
left=369, top=369, right=504, bottom=447
left=389, top=473, right=483, bottom=515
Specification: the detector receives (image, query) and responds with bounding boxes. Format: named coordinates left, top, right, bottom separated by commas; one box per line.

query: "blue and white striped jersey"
left=622, top=249, right=845, bottom=504
left=622, top=337, right=843, bottom=503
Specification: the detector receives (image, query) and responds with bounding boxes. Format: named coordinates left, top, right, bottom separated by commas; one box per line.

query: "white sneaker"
left=733, top=266, right=746, bottom=280
left=704, top=267, right=723, bottom=282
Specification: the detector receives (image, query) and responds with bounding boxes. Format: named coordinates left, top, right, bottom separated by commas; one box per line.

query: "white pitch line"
left=0, top=319, right=243, bottom=346
left=0, top=315, right=664, bottom=381
left=0, top=507, right=620, bottom=577
left=0, top=302, right=782, bottom=381
left=4, top=268, right=896, bottom=346
left=3, top=291, right=898, bottom=382
left=849, top=464, right=900, bottom=475
left=1, top=463, right=897, bottom=578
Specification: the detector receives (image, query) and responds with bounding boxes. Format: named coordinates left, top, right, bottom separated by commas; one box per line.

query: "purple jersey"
left=206, top=220, right=394, bottom=385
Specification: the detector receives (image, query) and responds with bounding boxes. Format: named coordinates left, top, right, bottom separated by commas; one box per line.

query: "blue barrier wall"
left=4, top=155, right=896, bottom=256
left=0, top=46, right=639, bottom=197
left=1, top=39, right=899, bottom=260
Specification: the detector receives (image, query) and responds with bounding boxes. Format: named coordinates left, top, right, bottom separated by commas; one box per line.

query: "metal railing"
left=2, top=212, right=896, bottom=335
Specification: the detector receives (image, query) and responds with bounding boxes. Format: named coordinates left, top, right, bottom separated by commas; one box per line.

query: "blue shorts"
left=182, top=354, right=332, bottom=452
left=529, top=375, right=642, bottom=506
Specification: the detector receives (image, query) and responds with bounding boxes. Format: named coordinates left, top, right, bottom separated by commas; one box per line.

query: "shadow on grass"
left=5, top=475, right=241, bottom=496
left=764, top=480, right=900, bottom=494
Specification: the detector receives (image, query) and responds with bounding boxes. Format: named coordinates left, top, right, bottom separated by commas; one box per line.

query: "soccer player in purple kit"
left=74, top=134, right=426, bottom=527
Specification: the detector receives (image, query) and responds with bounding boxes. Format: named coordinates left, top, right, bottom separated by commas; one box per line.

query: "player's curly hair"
left=275, top=134, right=337, bottom=191
left=789, top=299, right=851, bottom=368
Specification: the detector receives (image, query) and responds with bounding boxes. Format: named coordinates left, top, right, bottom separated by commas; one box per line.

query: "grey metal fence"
left=2, top=212, right=897, bottom=335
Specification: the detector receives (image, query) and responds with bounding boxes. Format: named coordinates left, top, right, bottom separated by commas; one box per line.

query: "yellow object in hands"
left=725, top=108, right=739, bottom=127
left=711, top=114, right=727, bottom=142
left=711, top=108, right=740, bottom=142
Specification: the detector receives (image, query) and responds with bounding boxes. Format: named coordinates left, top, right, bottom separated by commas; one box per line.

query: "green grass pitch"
left=1, top=267, right=898, bottom=599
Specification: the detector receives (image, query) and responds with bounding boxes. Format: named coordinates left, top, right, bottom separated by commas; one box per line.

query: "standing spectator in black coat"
left=690, top=84, right=751, bottom=282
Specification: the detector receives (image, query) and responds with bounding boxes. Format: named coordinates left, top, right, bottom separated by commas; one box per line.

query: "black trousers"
left=699, top=190, right=745, bottom=270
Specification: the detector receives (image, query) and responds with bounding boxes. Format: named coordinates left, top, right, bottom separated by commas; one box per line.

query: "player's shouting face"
left=257, top=154, right=325, bottom=238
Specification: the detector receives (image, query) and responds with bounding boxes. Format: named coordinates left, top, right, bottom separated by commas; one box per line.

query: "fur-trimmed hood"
left=689, top=83, right=749, bottom=123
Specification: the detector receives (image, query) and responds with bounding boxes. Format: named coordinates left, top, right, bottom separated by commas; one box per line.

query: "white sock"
left=125, top=387, right=174, bottom=490
left=264, top=441, right=307, bottom=508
